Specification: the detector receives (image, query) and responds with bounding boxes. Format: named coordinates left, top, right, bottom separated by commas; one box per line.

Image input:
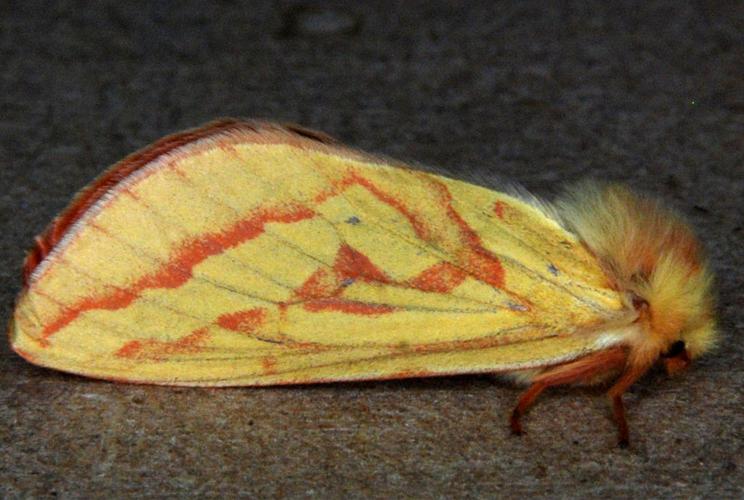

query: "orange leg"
left=510, top=347, right=629, bottom=442
left=606, top=363, right=649, bottom=447
left=510, top=381, right=547, bottom=435
left=612, top=395, right=629, bottom=448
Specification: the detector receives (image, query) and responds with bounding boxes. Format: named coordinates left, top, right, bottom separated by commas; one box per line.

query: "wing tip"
left=23, top=118, right=244, bottom=284
left=21, top=118, right=348, bottom=286
left=6, top=306, right=43, bottom=367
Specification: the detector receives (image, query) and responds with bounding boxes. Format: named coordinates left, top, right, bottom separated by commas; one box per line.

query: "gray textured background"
left=1, top=1, right=743, bottom=498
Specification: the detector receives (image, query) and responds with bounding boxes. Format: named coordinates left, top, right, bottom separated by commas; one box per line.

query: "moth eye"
left=663, top=340, right=686, bottom=358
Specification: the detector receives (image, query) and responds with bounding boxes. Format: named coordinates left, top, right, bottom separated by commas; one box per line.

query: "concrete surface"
left=1, top=1, right=742, bottom=497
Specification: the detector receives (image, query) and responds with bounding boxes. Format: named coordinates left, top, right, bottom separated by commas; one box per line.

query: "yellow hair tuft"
left=556, top=181, right=717, bottom=361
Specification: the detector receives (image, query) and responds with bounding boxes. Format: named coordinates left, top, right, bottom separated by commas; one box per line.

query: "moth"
left=9, top=119, right=717, bottom=446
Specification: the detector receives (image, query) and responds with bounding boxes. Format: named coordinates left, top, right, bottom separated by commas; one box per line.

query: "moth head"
left=557, top=182, right=718, bottom=371
left=630, top=248, right=717, bottom=373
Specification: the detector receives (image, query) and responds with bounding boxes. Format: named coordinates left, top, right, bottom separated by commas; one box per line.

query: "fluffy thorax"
left=555, top=182, right=717, bottom=371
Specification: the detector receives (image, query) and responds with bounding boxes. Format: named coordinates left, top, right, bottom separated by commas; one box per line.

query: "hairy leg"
left=510, top=347, right=629, bottom=442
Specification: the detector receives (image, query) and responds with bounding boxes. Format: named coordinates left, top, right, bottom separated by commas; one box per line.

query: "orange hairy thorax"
left=556, top=183, right=716, bottom=363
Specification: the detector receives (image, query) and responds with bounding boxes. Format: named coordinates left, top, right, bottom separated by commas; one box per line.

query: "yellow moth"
left=9, top=119, right=717, bottom=445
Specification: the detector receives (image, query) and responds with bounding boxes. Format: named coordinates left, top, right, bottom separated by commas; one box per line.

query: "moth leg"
left=606, top=363, right=650, bottom=448
left=611, top=393, right=629, bottom=448
left=510, top=381, right=547, bottom=435
left=509, top=347, right=627, bottom=438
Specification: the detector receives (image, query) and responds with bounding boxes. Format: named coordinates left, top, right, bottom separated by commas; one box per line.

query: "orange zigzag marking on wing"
left=445, top=198, right=505, bottom=289
left=294, top=244, right=395, bottom=315
left=334, top=244, right=391, bottom=284
left=23, top=119, right=249, bottom=285
left=336, top=172, right=505, bottom=289
left=217, top=308, right=267, bottom=335
left=115, top=327, right=210, bottom=361
left=42, top=164, right=506, bottom=342
left=295, top=268, right=338, bottom=299
left=409, top=262, right=467, bottom=293
left=293, top=242, right=394, bottom=301
left=319, top=171, right=505, bottom=300
left=41, top=205, right=315, bottom=340
left=346, top=173, right=433, bottom=240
